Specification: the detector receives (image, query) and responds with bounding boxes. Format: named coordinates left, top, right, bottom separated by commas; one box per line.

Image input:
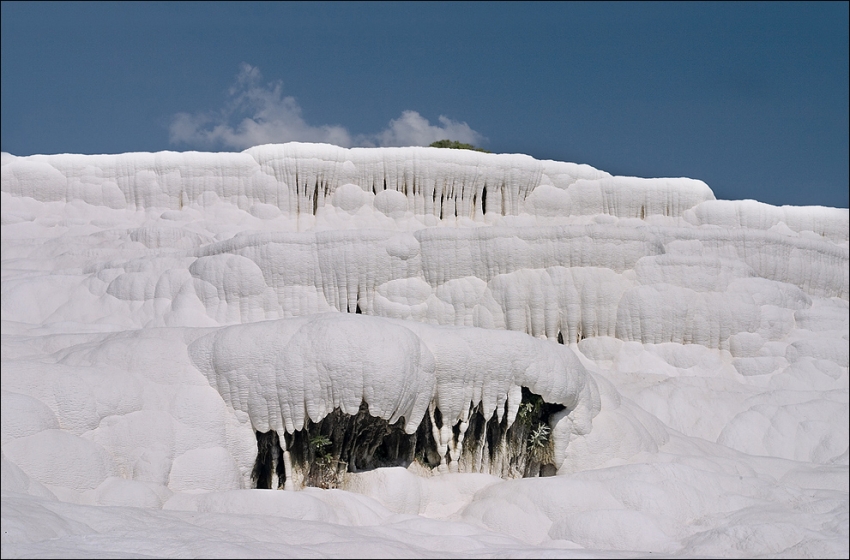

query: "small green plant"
left=310, top=434, right=333, bottom=463
left=518, top=401, right=535, bottom=420
left=429, top=139, right=491, bottom=153
left=518, top=392, right=544, bottom=421
left=528, top=423, right=550, bottom=452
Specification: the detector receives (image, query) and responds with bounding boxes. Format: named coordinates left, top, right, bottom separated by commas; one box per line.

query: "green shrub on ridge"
left=428, top=139, right=491, bottom=153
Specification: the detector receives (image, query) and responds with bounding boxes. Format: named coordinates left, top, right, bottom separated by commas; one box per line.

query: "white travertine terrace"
left=1, top=143, right=847, bottom=557
left=1, top=143, right=710, bottom=220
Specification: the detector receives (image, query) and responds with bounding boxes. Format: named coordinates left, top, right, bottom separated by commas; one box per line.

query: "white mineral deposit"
left=1, top=143, right=847, bottom=557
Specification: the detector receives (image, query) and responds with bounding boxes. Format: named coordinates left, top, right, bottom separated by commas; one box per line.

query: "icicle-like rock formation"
left=2, top=143, right=715, bottom=222
left=187, top=313, right=598, bottom=486
left=3, top=145, right=845, bottom=339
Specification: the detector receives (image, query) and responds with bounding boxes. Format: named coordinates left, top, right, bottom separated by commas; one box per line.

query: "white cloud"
left=169, top=64, right=485, bottom=150
left=364, top=110, right=485, bottom=148
left=169, top=63, right=352, bottom=149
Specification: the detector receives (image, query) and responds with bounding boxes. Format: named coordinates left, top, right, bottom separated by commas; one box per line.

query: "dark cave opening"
left=251, top=388, right=566, bottom=489
left=252, top=430, right=285, bottom=489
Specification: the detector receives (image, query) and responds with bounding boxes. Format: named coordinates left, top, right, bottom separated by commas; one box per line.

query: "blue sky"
left=2, top=1, right=847, bottom=208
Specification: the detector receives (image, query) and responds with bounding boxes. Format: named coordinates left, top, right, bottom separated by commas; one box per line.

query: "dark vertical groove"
left=252, top=430, right=284, bottom=489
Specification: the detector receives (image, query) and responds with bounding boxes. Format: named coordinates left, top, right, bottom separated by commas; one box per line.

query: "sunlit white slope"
left=2, top=143, right=847, bottom=558
left=2, top=143, right=712, bottom=223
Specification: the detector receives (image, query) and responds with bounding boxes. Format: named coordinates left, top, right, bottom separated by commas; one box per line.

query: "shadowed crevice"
left=253, top=388, right=566, bottom=489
